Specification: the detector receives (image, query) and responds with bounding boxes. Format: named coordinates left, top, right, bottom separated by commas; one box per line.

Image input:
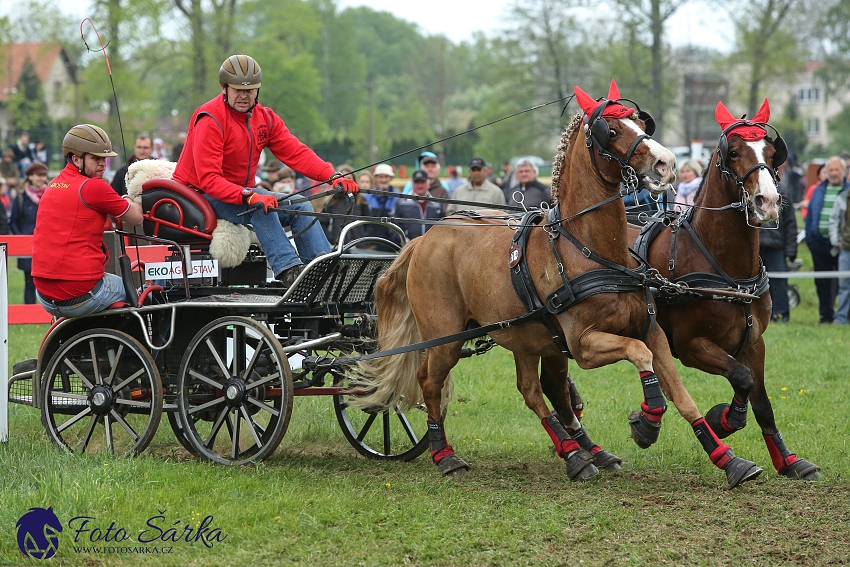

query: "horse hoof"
left=725, top=457, right=762, bottom=488
left=628, top=410, right=661, bottom=449
left=705, top=404, right=744, bottom=439
left=592, top=449, right=623, bottom=472
left=782, top=459, right=822, bottom=481
left=437, top=454, right=470, bottom=477
left=565, top=449, right=599, bottom=481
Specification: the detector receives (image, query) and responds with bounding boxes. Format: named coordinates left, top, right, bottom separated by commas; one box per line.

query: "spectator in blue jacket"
left=392, top=169, right=445, bottom=241
left=10, top=162, right=48, bottom=303
left=805, top=156, right=849, bottom=324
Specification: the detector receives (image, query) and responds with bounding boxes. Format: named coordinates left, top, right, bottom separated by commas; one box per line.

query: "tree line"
left=1, top=0, right=849, bottom=168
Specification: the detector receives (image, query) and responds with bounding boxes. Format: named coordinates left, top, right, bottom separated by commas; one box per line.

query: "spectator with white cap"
left=365, top=163, right=402, bottom=248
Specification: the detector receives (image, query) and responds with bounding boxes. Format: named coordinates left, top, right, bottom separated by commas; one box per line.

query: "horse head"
left=574, top=79, right=676, bottom=195
left=714, top=100, right=784, bottom=224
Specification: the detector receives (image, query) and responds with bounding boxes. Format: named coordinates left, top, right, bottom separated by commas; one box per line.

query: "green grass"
left=2, top=255, right=850, bottom=566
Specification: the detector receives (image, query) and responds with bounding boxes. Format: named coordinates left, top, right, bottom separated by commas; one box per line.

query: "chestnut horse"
left=624, top=100, right=820, bottom=480
left=350, top=82, right=761, bottom=488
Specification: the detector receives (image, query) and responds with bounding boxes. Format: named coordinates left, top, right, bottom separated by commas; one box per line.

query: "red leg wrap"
left=640, top=402, right=665, bottom=423
left=542, top=416, right=580, bottom=458
left=718, top=406, right=736, bottom=433
left=764, top=432, right=798, bottom=474
left=692, top=417, right=733, bottom=469
left=427, top=418, right=455, bottom=464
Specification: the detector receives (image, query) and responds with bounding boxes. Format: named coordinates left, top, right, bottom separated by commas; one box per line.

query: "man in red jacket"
left=32, top=124, right=144, bottom=317
left=172, top=54, right=358, bottom=287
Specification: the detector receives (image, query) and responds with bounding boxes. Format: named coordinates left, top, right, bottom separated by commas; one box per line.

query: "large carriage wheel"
left=332, top=372, right=429, bottom=462
left=177, top=316, right=293, bottom=465
left=40, top=329, right=163, bottom=457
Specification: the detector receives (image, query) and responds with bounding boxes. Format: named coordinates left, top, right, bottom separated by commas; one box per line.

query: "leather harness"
left=632, top=207, right=770, bottom=357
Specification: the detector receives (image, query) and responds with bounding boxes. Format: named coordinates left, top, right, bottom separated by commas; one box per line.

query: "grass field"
left=2, top=252, right=850, bottom=566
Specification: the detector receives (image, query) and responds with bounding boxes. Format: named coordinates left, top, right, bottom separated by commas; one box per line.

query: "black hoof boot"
left=783, top=459, right=822, bottom=481
left=591, top=449, right=622, bottom=471
left=724, top=457, right=762, bottom=488
left=565, top=449, right=599, bottom=481
left=628, top=410, right=661, bottom=449
left=705, top=403, right=744, bottom=439
left=437, top=454, right=470, bottom=478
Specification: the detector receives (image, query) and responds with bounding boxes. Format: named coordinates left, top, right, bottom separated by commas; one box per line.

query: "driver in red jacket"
left=172, top=54, right=358, bottom=287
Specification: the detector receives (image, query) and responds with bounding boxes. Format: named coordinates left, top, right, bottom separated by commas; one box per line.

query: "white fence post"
left=1, top=244, right=9, bottom=443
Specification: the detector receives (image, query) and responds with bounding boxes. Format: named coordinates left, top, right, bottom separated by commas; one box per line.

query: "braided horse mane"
left=550, top=112, right=584, bottom=201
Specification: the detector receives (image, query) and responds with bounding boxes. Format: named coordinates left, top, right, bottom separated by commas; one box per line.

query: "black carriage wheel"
left=177, top=316, right=293, bottom=465
left=40, top=329, right=163, bottom=457
left=333, top=374, right=429, bottom=462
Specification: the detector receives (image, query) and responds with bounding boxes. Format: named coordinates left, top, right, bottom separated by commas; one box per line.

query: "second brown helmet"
left=219, top=55, right=262, bottom=90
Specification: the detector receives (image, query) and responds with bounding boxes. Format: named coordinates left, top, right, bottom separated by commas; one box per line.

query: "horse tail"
left=350, top=237, right=441, bottom=412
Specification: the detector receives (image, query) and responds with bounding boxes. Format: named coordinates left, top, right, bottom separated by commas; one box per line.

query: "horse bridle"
left=714, top=121, right=787, bottom=229
left=583, top=97, right=657, bottom=192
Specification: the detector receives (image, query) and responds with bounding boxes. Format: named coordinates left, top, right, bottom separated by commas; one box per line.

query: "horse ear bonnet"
left=771, top=134, right=787, bottom=168
left=638, top=109, right=655, bottom=136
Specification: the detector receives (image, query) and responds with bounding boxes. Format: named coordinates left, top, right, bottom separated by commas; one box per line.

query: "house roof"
left=0, top=42, right=76, bottom=103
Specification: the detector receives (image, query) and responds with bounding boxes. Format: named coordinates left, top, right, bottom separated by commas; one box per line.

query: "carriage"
left=7, top=175, right=431, bottom=465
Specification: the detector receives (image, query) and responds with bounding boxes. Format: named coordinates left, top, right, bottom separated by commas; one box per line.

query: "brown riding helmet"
left=219, top=55, right=262, bottom=90
left=62, top=124, right=118, bottom=158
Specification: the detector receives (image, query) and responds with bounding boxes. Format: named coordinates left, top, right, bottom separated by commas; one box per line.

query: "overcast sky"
left=2, top=0, right=733, bottom=52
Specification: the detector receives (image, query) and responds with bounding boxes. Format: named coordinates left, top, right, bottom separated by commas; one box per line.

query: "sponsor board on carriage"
left=144, top=259, right=219, bottom=280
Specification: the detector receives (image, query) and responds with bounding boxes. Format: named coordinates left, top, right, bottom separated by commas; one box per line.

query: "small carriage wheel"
left=176, top=316, right=293, bottom=465
left=166, top=411, right=198, bottom=455
left=787, top=285, right=800, bottom=309
left=332, top=372, right=429, bottom=462
left=40, top=329, right=163, bottom=457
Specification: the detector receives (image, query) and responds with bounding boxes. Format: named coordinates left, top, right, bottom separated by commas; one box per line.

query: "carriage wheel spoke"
left=50, top=391, right=88, bottom=402
left=188, top=369, right=226, bottom=390
left=395, top=406, right=419, bottom=445
left=105, top=344, right=124, bottom=385
left=115, top=398, right=154, bottom=408
left=243, top=339, right=265, bottom=380
left=187, top=395, right=226, bottom=416
left=205, top=338, right=231, bottom=379
left=89, top=340, right=103, bottom=385
left=382, top=412, right=391, bottom=455
left=104, top=415, right=114, bottom=454
left=110, top=409, right=140, bottom=441
left=63, top=358, right=95, bottom=389
left=356, top=412, right=378, bottom=442
left=113, top=368, right=147, bottom=393
left=231, top=410, right=241, bottom=459
left=56, top=406, right=92, bottom=433
left=240, top=405, right=263, bottom=448
left=78, top=416, right=98, bottom=453
left=204, top=407, right=229, bottom=448
left=245, top=372, right=280, bottom=390
left=246, top=395, right=280, bottom=417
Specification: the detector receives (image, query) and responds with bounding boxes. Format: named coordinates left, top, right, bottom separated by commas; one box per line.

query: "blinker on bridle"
left=583, top=97, right=657, bottom=193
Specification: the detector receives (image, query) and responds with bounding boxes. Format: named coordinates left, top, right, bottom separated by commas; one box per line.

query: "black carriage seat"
left=140, top=178, right=217, bottom=243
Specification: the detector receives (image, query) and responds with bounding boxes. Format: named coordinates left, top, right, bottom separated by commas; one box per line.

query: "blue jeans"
left=36, top=273, right=128, bottom=318
left=835, top=248, right=850, bottom=324
left=203, top=190, right=330, bottom=276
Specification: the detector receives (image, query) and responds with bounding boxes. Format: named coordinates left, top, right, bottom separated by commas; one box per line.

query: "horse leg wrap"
left=693, top=418, right=762, bottom=488
left=427, top=418, right=469, bottom=476
left=567, top=374, right=584, bottom=419
left=563, top=422, right=623, bottom=471
left=542, top=416, right=597, bottom=480
left=639, top=371, right=667, bottom=423
left=764, top=432, right=821, bottom=480
left=705, top=398, right=748, bottom=439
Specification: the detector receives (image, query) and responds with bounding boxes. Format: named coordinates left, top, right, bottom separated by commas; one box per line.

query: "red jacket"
left=173, top=95, right=335, bottom=204
left=32, top=163, right=130, bottom=298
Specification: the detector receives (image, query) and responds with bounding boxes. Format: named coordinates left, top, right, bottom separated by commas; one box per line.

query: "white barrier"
left=1, top=244, right=8, bottom=442
left=767, top=271, right=850, bottom=278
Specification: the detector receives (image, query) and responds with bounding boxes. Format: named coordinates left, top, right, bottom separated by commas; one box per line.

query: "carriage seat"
left=140, top=178, right=217, bottom=243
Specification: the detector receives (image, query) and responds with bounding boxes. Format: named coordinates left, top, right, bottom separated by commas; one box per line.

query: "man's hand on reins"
left=329, top=172, right=359, bottom=195
left=247, top=192, right=280, bottom=214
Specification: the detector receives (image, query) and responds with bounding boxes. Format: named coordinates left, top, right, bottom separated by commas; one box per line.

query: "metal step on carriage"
left=7, top=178, right=430, bottom=465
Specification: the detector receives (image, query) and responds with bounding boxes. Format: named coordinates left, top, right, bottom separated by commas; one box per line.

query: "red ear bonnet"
left=574, top=79, right=634, bottom=120
left=715, top=100, right=768, bottom=141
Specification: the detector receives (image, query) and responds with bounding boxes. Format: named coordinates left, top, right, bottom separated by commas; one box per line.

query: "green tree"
left=815, top=0, right=850, bottom=95
left=350, top=105, right=389, bottom=165
left=6, top=58, right=55, bottom=145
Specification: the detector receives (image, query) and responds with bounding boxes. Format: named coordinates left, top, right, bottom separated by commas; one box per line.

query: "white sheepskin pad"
left=124, top=159, right=252, bottom=267
left=126, top=160, right=177, bottom=202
